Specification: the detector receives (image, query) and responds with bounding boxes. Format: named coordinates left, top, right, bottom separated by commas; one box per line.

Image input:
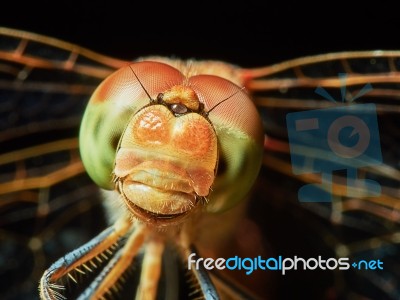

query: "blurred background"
left=1, top=1, right=400, bottom=300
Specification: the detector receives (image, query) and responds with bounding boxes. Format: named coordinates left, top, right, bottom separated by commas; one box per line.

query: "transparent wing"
left=0, top=27, right=127, bottom=300
left=243, top=51, right=400, bottom=299
left=2, top=26, right=400, bottom=300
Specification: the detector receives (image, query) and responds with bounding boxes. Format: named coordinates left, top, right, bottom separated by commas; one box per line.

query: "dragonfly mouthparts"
left=113, top=162, right=200, bottom=226
left=120, top=187, right=198, bottom=227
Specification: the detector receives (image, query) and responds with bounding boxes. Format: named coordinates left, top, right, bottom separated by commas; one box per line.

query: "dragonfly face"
left=1, top=27, right=400, bottom=300
left=114, top=100, right=218, bottom=225
left=79, top=61, right=264, bottom=228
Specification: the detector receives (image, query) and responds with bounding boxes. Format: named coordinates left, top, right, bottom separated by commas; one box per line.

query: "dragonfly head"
left=79, top=61, right=264, bottom=227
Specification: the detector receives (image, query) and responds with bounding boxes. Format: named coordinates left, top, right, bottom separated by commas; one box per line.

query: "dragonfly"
left=1, top=27, right=400, bottom=300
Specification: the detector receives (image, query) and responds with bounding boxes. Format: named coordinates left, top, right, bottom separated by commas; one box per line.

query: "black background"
left=1, top=1, right=398, bottom=67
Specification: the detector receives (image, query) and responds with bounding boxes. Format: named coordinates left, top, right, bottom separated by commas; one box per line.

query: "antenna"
left=207, top=87, right=245, bottom=115
left=129, top=65, right=153, bottom=102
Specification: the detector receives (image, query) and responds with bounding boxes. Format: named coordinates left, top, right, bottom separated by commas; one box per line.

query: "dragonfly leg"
left=39, top=217, right=132, bottom=300
left=83, top=222, right=148, bottom=299
left=135, top=239, right=165, bottom=300
left=179, top=245, right=220, bottom=300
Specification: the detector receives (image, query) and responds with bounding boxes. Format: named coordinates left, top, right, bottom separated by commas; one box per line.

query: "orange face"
left=114, top=85, right=218, bottom=226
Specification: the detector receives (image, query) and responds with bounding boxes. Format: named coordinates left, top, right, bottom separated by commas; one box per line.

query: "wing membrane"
left=1, top=27, right=400, bottom=299
left=242, top=51, right=400, bottom=299
left=0, top=28, right=127, bottom=299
